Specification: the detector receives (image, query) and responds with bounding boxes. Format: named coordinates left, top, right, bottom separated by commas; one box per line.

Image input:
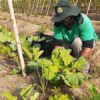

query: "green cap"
left=52, top=0, right=81, bottom=22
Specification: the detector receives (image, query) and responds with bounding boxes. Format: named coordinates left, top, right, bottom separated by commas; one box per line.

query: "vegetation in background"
left=38, top=24, right=51, bottom=33
left=0, top=0, right=100, bottom=15
left=0, top=25, right=19, bottom=65
left=0, top=25, right=44, bottom=72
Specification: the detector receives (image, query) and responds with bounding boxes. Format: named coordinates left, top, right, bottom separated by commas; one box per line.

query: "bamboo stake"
left=45, top=1, right=49, bottom=14
left=46, top=0, right=52, bottom=15
left=35, top=0, right=41, bottom=14
left=72, top=0, right=76, bottom=6
left=40, top=0, right=46, bottom=14
left=86, top=0, right=92, bottom=15
left=75, top=0, right=79, bottom=6
left=52, top=0, right=58, bottom=16
left=30, top=0, right=36, bottom=14
left=7, top=0, right=26, bottom=77
left=27, top=0, right=32, bottom=15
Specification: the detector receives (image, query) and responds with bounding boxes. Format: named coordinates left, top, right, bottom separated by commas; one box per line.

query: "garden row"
left=0, top=25, right=100, bottom=100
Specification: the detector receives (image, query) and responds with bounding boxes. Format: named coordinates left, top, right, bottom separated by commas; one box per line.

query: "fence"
left=0, top=0, right=100, bottom=16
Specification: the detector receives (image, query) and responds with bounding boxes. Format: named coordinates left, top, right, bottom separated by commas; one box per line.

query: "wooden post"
left=86, top=0, right=92, bottom=15
left=40, top=0, right=46, bottom=14
left=75, top=0, right=79, bottom=6
left=46, top=0, right=52, bottom=15
left=7, top=0, right=26, bottom=77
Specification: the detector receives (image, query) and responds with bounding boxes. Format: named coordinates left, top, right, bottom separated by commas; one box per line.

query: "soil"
left=0, top=11, right=100, bottom=100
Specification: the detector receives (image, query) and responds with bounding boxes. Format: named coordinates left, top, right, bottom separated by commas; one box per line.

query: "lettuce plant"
left=38, top=48, right=87, bottom=87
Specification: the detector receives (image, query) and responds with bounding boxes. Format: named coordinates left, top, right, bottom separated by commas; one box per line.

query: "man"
left=52, top=0, right=98, bottom=59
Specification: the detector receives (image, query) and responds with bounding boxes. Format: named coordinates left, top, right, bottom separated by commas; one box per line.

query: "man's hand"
left=81, top=47, right=92, bottom=59
left=55, top=46, right=63, bottom=48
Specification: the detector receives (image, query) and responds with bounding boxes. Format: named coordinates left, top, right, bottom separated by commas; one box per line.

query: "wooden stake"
left=7, top=0, right=26, bottom=77
left=75, top=0, right=79, bottom=6
left=46, top=0, right=52, bottom=15
left=86, top=0, right=92, bottom=15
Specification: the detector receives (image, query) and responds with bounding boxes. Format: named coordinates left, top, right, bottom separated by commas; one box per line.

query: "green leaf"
left=30, top=92, right=39, bottom=100
left=51, top=48, right=73, bottom=68
left=38, top=58, right=53, bottom=68
left=33, top=50, right=43, bottom=61
left=38, top=58, right=59, bottom=80
left=1, top=91, right=17, bottom=100
left=88, top=83, right=99, bottom=96
left=60, top=48, right=73, bottom=67
left=11, top=67, right=21, bottom=74
left=49, top=94, right=70, bottom=100
left=44, top=65, right=59, bottom=80
left=20, top=84, right=33, bottom=100
left=51, top=48, right=61, bottom=67
left=27, top=61, right=39, bottom=70
left=91, top=94, right=100, bottom=100
left=61, top=75, right=71, bottom=86
left=72, top=57, right=87, bottom=71
left=9, top=43, right=17, bottom=51
left=64, top=69, right=85, bottom=87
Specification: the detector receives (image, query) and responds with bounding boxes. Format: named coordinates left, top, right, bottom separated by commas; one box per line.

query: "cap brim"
left=52, top=7, right=80, bottom=22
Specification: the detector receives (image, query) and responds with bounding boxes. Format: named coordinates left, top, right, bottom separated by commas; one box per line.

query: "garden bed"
left=0, top=11, right=100, bottom=100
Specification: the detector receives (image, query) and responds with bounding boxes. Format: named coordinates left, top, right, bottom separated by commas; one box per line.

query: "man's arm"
left=53, top=38, right=64, bottom=48
left=53, top=22, right=64, bottom=48
left=81, top=39, right=94, bottom=58
left=81, top=47, right=92, bottom=59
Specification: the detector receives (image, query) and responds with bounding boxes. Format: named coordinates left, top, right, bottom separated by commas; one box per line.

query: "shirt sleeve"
left=53, top=22, right=63, bottom=40
left=79, top=15, right=95, bottom=41
left=83, top=39, right=94, bottom=48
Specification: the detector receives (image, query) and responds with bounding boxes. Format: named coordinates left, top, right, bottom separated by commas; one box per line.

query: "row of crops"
left=0, top=25, right=100, bottom=99
left=0, top=0, right=100, bottom=16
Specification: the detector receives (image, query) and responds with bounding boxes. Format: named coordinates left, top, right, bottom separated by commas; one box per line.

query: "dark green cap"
left=52, top=0, right=81, bottom=22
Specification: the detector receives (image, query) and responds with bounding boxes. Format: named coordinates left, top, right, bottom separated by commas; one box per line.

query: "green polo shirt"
left=53, top=13, right=98, bottom=43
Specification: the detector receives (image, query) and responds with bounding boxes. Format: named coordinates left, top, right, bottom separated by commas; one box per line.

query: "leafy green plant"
left=1, top=84, right=39, bottom=100
left=72, top=57, right=87, bottom=71
left=20, top=84, right=39, bottom=100
left=49, top=87, right=70, bottom=100
left=49, top=94, right=70, bottom=100
left=88, top=83, right=100, bottom=100
left=37, top=48, right=87, bottom=87
left=21, top=34, right=43, bottom=62
left=51, top=48, right=73, bottom=68
left=0, top=25, right=19, bottom=65
left=62, top=70, right=85, bottom=87
left=0, top=26, right=44, bottom=72
left=0, top=26, right=15, bottom=51
left=1, top=91, right=17, bottom=100
left=38, top=24, right=50, bottom=33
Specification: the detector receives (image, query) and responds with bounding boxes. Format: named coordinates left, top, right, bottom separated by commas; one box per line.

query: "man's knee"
left=71, top=37, right=82, bottom=57
left=72, top=37, right=82, bottom=51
